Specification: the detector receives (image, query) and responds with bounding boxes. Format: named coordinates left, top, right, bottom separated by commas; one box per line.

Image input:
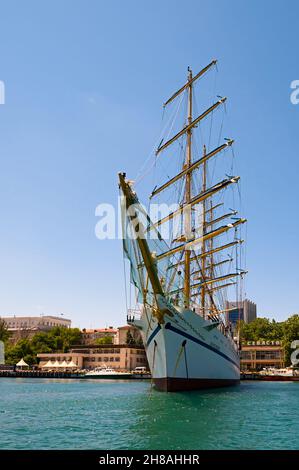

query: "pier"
left=0, top=370, right=83, bottom=379
left=1, top=369, right=298, bottom=381
left=0, top=370, right=151, bottom=380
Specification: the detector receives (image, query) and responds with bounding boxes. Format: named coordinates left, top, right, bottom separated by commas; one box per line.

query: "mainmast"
left=208, top=200, right=215, bottom=314
left=201, top=145, right=207, bottom=317
left=184, top=67, right=193, bottom=307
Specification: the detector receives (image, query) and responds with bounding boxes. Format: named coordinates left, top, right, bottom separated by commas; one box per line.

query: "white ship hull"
left=130, top=306, right=240, bottom=392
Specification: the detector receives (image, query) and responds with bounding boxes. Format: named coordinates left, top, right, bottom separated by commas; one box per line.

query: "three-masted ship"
left=119, top=60, right=247, bottom=391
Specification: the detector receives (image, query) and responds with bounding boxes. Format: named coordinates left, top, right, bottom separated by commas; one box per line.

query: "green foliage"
left=240, top=315, right=299, bottom=366
left=125, top=329, right=142, bottom=346
left=5, top=339, right=36, bottom=365
left=240, top=318, right=283, bottom=342
left=5, top=327, right=82, bottom=366
left=0, top=318, right=10, bottom=342
left=94, top=336, right=113, bottom=345
left=126, top=330, right=136, bottom=345
left=281, top=314, right=299, bottom=365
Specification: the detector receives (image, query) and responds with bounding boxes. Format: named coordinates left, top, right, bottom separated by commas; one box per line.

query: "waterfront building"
left=225, top=299, right=257, bottom=327
left=37, top=344, right=148, bottom=371
left=81, top=327, right=118, bottom=344
left=241, top=341, right=285, bottom=371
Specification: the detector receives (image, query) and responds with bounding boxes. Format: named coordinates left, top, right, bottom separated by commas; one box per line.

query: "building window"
left=241, top=352, right=253, bottom=360
left=255, top=351, right=281, bottom=360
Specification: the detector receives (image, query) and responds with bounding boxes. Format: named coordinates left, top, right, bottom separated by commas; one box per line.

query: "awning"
left=42, top=360, right=54, bottom=368
left=16, top=358, right=29, bottom=367
left=67, top=360, right=77, bottom=368
left=60, top=360, right=69, bottom=367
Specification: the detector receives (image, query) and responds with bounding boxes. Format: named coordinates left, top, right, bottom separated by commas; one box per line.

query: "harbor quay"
left=0, top=338, right=297, bottom=381
left=1, top=313, right=298, bottom=380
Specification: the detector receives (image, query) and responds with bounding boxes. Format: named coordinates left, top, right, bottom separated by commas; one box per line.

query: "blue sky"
left=0, top=0, right=298, bottom=328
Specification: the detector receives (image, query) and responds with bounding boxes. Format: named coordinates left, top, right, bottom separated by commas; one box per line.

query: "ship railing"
left=127, top=309, right=141, bottom=324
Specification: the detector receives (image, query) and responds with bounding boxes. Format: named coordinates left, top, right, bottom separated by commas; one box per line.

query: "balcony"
left=127, top=309, right=141, bottom=325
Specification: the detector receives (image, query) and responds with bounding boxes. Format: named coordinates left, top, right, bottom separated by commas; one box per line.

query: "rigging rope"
left=135, top=91, right=185, bottom=187
left=122, top=253, right=128, bottom=314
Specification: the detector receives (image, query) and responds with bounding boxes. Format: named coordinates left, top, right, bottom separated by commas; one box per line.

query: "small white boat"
left=260, top=367, right=294, bottom=377
left=84, top=366, right=132, bottom=379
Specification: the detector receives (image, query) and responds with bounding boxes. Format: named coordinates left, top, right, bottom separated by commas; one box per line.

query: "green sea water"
left=0, top=378, right=298, bottom=450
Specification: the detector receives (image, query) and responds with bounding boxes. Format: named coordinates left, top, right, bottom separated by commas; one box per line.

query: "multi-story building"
left=2, top=315, right=71, bottom=331
left=81, top=325, right=142, bottom=345
left=241, top=341, right=285, bottom=371
left=81, top=327, right=118, bottom=344
left=37, top=344, right=148, bottom=371
left=226, top=299, right=257, bottom=327
left=1, top=315, right=71, bottom=344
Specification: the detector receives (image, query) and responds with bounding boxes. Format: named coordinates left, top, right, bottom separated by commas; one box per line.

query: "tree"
left=94, top=336, right=113, bottom=345
left=282, top=314, right=299, bottom=365
left=240, top=318, right=283, bottom=342
left=126, top=330, right=136, bottom=345
left=4, top=327, right=82, bottom=366
left=0, top=318, right=10, bottom=343
left=5, top=339, right=35, bottom=365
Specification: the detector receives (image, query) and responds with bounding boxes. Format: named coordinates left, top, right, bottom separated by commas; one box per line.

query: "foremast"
left=184, top=67, right=193, bottom=308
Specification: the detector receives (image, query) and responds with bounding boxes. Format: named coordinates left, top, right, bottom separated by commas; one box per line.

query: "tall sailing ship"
left=119, top=60, right=247, bottom=391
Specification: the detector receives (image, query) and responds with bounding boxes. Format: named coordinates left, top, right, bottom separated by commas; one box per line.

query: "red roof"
left=117, top=325, right=136, bottom=330
left=82, top=328, right=118, bottom=334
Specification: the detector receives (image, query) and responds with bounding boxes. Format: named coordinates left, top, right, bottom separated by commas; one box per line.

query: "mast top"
left=163, top=59, right=217, bottom=108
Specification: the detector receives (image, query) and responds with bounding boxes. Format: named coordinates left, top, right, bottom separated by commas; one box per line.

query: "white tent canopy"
left=40, top=359, right=78, bottom=369
left=67, top=360, right=77, bottom=368
left=16, top=358, right=29, bottom=367
left=42, top=360, right=54, bottom=368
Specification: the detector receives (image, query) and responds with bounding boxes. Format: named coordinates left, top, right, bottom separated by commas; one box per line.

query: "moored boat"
left=84, top=366, right=132, bottom=379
